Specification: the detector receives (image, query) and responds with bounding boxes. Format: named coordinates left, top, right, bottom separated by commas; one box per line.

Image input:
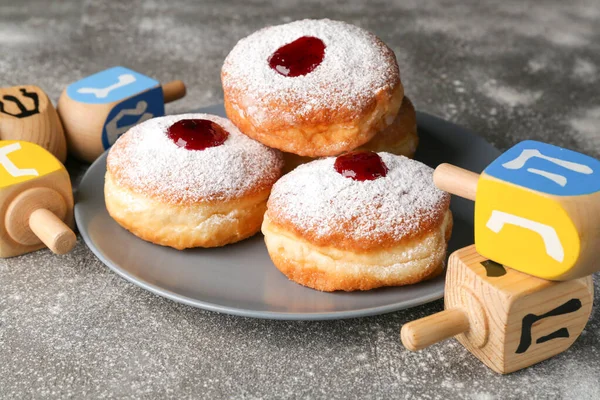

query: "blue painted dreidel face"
left=484, top=140, right=600, bottom=196
left=475, top=140, right=600, bottom=280
left=66, top=66, right=165, bottom=149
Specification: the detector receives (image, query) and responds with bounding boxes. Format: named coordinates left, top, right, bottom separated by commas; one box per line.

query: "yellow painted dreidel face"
left=475, top=140, right=600, bottom=280
left=0, top=85, right=67, bottom=162
left=58, top=66, right=186, bottom=163
left=401, top=245, right=594, bottom=374
left=0, top=140, right=76, bottom=257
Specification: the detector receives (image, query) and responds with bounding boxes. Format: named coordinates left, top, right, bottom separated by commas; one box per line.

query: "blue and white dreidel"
left=57, top=67, right=186, bottom=162
left=433, top=140, right=600, bottom=280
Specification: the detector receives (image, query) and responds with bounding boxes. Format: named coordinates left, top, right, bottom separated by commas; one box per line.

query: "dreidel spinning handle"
left=5, top=187, right=76, bottom=254
left=401, top=308, right=471, bottom=351
left=433, top=163, right=479, bottom=201
left=162, top=80, right=186, bottom=103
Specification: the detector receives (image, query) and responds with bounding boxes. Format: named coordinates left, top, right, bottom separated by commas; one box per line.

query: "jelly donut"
left=105, top=114, right=283, bottom=249
left=222, top=19, right=404, bottom=157
left=282, top=96, right=418, bottom=173
left=262, top=151, right=452, bottom=292
left=355, top=96, right=418, bottom=156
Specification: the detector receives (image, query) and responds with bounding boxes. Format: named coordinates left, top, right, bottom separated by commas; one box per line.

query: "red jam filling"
left=268, top=36, right=326, bottom=77
left=167, top=119, right=229, bottom=151
left=334, top=151, right=388, bottom=181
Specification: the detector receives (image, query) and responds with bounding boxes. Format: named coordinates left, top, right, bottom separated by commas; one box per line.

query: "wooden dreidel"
left=57, top=66, right=186, bottom=163
left=0, top=85, right=67, bottom=162
left=0, top=140, right=76, bottom=257
left=401, top=245, right=594, bottom=374
left=434, top=140, right=600, bottom=281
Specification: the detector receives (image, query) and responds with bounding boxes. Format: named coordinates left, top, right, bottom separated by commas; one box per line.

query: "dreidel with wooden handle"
left=434, top=140, right=600, bottom=281
left=0, top=140, right=76, bottom=257
left=0, top=85, right=67, bottom=162
left=58, top=66, right=186, bottom=163
left=401, top=245, right=594, bottom=374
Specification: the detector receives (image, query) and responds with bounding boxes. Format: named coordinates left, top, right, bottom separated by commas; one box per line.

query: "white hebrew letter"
left=502, top=148, right=592, bottom=186
left=105, top=101, right=153, bottom=145
left=77, top=74, right=136, bottom=99
left=486, top=210, right=564, bottom=262
left=0, top=143, right=39, bottom=178
left=526, top=168, right=567, bottom=187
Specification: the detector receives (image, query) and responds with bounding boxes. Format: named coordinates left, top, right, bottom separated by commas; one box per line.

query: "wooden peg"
left=58, top=66, right=187, bottom=163
left=0, top=85, right=67, bottom=162
left=401, top=308, right=470, bottom=351
left=401, top=245, right=594, bottom=374
left=0, top=140, right=75, bottom=257
left=162, top=80, right=186, bottom=103
left=29, top=209, right=75, bottom=254
left=433, top=163, right=478, bottom=201
left=433, top=140, right=600, bottom=281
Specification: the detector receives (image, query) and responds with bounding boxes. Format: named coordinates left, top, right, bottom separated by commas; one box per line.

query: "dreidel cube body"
left=0, top=85, right=67, bottom=162
left=401, top=245, right=594, bottom=374
left=434, top=140, right=600, bottom=280
left=0, top=140, right=76, bottom=257
left=58, top=66, right=186, bottom=163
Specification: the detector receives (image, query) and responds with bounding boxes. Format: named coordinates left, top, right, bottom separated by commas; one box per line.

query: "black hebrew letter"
left=516, top=298, right=582, bottom=354
left=0, top=88, right=40, bottom=118
left=481, top=260, right=507, bottom=277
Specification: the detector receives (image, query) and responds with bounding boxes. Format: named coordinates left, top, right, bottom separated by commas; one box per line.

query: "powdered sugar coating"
left=267, top=153, right=450, bottom=248
left=106, top=114, right=283, bottom=204
left=221, top=19, right=400, bottom=125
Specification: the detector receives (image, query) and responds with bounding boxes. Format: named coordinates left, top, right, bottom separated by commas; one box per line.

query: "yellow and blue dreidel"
left=0, top=140, right=76, bottom=257
left=0, top=85, right=67, bottom=162
left=401, top=245, right=593, bottom=374
left=434, top=140, right=600, bottom=281
left=58, top=66, right=186, bottom=163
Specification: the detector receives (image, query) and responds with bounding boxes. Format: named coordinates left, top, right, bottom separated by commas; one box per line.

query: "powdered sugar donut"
left=356, top=96, right=418, bottom=156
left=105, top=114, right=283, bottom=249
left=222, top=19, right=404, bottom=157
left=262, top=151, right=452, bottom=291
left=282, top=96, right=418, bottom=173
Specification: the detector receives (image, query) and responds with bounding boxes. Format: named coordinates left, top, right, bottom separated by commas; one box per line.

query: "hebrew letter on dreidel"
left=516, top=298, right=582, bottom=354
left=0, top=88, right=40, bottom=118
left=0, top=142, right=39, bottom=177
left=486, top=210, right=564, bottom=262
left=104, top=100, right=153, bottom=145
left=502, top=148, right=593, bottom=186
left=525, top=168, right=567, bottom=187
left=77, top=74, right=136, bottom=99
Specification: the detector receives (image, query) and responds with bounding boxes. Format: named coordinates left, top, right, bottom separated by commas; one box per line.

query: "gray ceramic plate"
left=75, top=104, right=500, bottom=320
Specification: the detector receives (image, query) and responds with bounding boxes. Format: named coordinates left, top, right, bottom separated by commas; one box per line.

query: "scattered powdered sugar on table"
left=268, top=153, right=449, bottom=243
left=572, top=58, right=598, bottom=83
left=107, top=113, right=283, bottom=204
left=480, top=79, right=542, bottom=108
left=221, top=19, right=399, bottom=124
left=569, top=106, right=600, bottom=151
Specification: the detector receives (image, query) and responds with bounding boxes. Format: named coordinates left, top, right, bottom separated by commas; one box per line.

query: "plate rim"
left=74, top=108, right=498, bottom=320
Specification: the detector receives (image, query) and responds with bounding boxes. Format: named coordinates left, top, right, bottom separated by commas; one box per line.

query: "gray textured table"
left=1, top=1, right=599, bottom=398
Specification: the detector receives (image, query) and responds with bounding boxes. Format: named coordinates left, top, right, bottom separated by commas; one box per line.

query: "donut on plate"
left=222, top=19, right=404, bottom=157
left=262, top=151, right=452, bottom=292
left=355, top=96, right=418, bottom=156
left=105, top=114, right=283, bottom=249
left=282, top=96, right=418, bottom=173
